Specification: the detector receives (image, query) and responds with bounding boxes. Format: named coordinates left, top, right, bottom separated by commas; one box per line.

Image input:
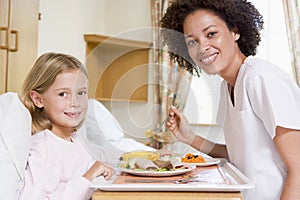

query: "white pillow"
left=86, top=99, right=124, bottom=141
left=0, top=92, right=32, bottom=199
left=82, top=99, right=156, bottom=164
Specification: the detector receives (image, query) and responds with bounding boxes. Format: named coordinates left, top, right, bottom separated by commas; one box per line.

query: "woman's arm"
left=167, top=106, right=228, bottom=159
left=191, top=135, right=228, bottom=159
left=274, top=126, right=300, bottom=200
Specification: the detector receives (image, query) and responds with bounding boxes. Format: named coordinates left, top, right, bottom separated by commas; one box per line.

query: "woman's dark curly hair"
left=160, top=0, right=264, bottom=76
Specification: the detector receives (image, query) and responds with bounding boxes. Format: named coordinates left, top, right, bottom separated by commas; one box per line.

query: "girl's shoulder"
left=31, top=130, right=53, bottom=150
left=32, top=129, right=50, bottom=140
left=28, top=130, right=55, bottom=161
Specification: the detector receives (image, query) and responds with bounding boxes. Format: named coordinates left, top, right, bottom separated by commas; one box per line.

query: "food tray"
left=90, top=159, right=254, bottom=192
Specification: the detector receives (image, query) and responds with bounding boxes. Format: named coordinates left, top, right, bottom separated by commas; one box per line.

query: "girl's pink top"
left=20, top=129, right=96, bottom=200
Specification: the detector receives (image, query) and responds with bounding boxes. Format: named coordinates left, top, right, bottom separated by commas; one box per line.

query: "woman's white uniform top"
left=217, top=56, right=300, bottom=200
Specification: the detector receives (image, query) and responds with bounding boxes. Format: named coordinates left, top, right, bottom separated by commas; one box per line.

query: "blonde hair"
left=19, top=52, right=88, bottom=134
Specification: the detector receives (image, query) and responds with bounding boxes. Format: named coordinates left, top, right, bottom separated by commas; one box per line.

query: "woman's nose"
left=197, top=39, right=209, bottom=54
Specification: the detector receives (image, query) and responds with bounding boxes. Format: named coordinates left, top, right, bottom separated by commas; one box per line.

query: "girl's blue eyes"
left=78, top=91, right=87, bottom=96
left=59, top=92, right=67, bottom=97
left=58, top=91, right=87, bottom=97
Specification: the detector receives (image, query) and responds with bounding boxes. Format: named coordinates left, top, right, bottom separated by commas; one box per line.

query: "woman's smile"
left=199, top=52, right=219, bottom=65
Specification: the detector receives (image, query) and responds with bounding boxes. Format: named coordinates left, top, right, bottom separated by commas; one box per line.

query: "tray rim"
left=90, top=159, right=254, bottom=192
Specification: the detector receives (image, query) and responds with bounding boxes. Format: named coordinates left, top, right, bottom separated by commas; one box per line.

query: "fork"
left=125, top=176, right=198, bottom=184
left=152, top=116, right=170, bottom=135
left=152, top=94, right=177, bottom=135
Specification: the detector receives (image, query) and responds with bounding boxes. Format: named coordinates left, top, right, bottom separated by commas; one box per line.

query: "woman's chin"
left=202, top=69, right=219, bottom=75
left=199, top=64, right=221, bottom=75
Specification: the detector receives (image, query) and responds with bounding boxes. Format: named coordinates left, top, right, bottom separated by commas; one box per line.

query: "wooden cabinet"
left=84, top=34, right=151, bottom=102
left=0, top=0, right=39, bottom=94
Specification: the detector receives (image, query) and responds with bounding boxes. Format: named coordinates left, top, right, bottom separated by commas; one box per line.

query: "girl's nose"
left=70, top=94, right=80, bottom=107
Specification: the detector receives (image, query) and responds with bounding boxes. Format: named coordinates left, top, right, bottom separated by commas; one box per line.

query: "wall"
left=103, top=0, right=152, bottom=41
left=38, top=0, right=152, bottom=62
left=38, top=0, right=105, bottom=62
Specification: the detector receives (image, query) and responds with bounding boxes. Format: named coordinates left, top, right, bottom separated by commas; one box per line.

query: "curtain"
left=282, top=0, right=300, bottom=86
left=150, top=0, right=192, bottom=149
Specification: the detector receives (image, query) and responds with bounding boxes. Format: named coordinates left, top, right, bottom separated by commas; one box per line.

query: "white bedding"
left=79, top=99, right=155, bottom=165
left=0, top=92, right=32, bottom=199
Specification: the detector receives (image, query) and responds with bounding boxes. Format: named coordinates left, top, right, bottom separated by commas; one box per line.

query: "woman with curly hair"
left=161, top=0, right=300, bottom=199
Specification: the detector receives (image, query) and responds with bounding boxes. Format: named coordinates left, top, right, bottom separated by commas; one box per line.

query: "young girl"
left=161, top=0, right=300, bottom=200
left=19, top=52, right=114, bottom=200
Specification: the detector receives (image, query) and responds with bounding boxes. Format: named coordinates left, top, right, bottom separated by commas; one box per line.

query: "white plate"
left=182, top=158, right=220, bottom=167
left=118, top=164, right=196, bottom=177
